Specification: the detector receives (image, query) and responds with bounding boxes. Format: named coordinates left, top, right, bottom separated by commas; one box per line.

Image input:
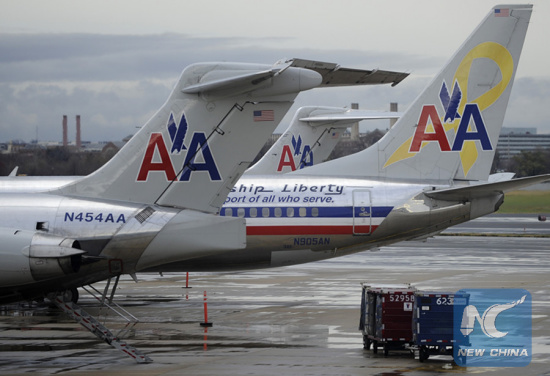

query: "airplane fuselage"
left=0, top=185, right=246, bottom=302
left=145, top=174, right=482, bottom=272
left=0, top=4, right=534, bottom=304
left=0, top=173, right=486, bottom=303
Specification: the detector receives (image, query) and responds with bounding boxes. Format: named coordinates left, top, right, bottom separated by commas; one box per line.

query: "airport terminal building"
left=498, top=127, right=550, bottom=161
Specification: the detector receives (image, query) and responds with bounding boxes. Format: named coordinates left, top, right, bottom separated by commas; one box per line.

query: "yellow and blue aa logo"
left=384, top=42, right=514, bottom=177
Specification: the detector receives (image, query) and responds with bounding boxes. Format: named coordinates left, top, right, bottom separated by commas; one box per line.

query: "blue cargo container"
left=412, top=291, right=470, bottom=362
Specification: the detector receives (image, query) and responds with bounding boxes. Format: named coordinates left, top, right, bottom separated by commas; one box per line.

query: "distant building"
left=80, top=141, right=110, bottom=153
left=101, top=141, right=126, bottom=155
left=498, top=128, right=550, bottom=160
left=501, top=127, right=537, bottom=135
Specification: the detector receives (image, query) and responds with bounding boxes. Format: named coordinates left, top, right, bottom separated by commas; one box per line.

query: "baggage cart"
left=412, top=291, right=470, bottom=362
left=359, top=284, right=416, bottom=356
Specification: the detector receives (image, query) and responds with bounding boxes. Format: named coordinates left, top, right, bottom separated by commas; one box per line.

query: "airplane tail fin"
left=57, top=61, right=318, bottom=213
left=245, top=106, right=400, bottom=175
left=57, top=59, right=405, bottom=213
left=297, top=5, right=532, bottom=182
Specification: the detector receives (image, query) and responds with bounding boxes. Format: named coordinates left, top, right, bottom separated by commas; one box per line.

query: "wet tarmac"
left=444, top=213, right=550, bottom=236
left=0, top=214, right=549, bottom=375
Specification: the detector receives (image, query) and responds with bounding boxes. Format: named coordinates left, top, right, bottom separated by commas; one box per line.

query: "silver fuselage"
left=0, top=174, right=488, bottom=303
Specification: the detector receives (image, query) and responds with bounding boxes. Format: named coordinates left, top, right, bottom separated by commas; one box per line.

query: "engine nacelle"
left=0, top=228, right=85, bottom=287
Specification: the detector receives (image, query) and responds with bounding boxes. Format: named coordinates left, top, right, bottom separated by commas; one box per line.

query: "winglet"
left=8, top=167, right=18, bottom=177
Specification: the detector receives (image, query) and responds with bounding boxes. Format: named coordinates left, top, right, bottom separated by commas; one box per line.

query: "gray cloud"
left=0, top=32, right=547, bottom=144
left=0, top=33, right=433, bottom=83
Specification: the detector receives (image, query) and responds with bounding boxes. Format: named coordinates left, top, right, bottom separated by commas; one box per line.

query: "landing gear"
left=48, top=287, right=78, bottom=305
left=60, top=288, right=79, bottom=303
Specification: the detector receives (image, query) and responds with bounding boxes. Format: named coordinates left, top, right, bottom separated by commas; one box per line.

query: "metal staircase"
left=52, top=277, right=152, bottom=363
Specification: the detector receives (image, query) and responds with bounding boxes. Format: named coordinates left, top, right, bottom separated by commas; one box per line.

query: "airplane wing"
left=289, top=58, right=409, bottom=87
left=424, top=174, right=550, bottom=201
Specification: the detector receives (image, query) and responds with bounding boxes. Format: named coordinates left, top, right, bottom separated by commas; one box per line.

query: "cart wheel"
left=383, top=343, right=389, bottom=357
left=363, top=336, right=371, bottom=350
left=453, top=354, right=466, bottom=366
left=419, top=346, right=429, bottom=362
left=372, top=340, right=378, bottom=354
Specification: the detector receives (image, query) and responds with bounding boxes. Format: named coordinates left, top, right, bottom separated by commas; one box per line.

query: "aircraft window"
left=249, top=207, right=257, bottom=218
left=312, top=207, right=319, bottom=217
left=224, top=208, right=233, bottom=217
left=262, top=207, right=270, bottom=217
left=287, top=208, right=294, bottom=217
left=274, top=207, right=282, bottom=217
left=299, top=207, right=307, bottom=217
left=237, top=208, right=245, bottom=218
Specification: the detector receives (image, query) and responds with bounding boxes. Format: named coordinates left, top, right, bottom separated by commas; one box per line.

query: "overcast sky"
left=1, top=0, right=549, bottom=143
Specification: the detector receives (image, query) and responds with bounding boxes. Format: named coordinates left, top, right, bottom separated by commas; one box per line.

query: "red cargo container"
left=359, top=284, right=416, bottom=356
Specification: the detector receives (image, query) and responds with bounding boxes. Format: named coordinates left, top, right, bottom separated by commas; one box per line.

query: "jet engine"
left=0, top=228, right=85, bottom=287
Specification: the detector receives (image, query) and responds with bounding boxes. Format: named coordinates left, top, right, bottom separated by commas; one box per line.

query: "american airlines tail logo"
left=277, top=135, right=313, bottom=172
left=384, top=42, right=514, bottom=177
left=408, top=80, right=492, bottom=154
left=460, top=295, right=526, bottom=338
left=137, top=112, right=221, bottom=182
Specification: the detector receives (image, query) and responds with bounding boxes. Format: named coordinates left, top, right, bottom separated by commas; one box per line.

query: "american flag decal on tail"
left=253, top=110, right=274, bottom=122
left=494, top=8, right=509, bottom=17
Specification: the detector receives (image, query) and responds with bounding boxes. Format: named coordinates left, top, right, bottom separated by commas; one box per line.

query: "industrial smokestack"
left=62, top=115, right=68, bottom=147
left=76, top=115, right=81, bottom=148
left=351, top=103, right=359, bottom=140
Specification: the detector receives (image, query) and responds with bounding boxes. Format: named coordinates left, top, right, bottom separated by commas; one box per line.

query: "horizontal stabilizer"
left=289, top=58, right=409, bottom=86
left=182, top=58, right=408, bottom=97
left=300, top=110, right=402, bottom=126
left=181, top=60, right=323, bottom=98
left=488, top=172, right=516, bottom=182
left=181, top=69, right=283, bottom=94
left=425, top=174, right=550, bottom=201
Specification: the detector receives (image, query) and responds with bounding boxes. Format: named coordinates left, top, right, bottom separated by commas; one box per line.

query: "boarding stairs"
left=52, top=276, right=152, bottom=363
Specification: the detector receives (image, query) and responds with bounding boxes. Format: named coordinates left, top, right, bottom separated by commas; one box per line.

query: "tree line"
left=0, top=147, right=116, bottom=176
left=0, top=133, right=548, bottom=177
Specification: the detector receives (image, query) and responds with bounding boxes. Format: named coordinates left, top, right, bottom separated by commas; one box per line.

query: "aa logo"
left=383, top=42, right=514, bottom=177
left=453, top=289, right=531, bottom=367
left=277, top=135, right=313, bottom=172
left=137, top=112, right=221, bottom=182
left=409, top=80, right=492, bottom=153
